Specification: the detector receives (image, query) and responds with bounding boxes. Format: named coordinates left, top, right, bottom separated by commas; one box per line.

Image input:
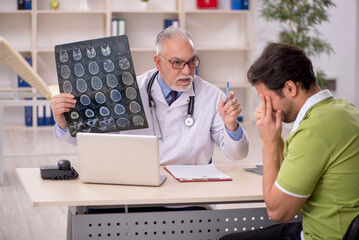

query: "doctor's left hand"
left=218, top=91, right=242, bottom=131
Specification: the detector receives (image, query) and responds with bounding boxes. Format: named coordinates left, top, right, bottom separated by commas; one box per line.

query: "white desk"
left=16, top=164, right=263, bottom=207
left=17, top=164, right=293, bottom=239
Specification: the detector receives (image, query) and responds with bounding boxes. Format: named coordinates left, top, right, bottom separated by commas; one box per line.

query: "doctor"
left=51, top=26, right=249, bottom=165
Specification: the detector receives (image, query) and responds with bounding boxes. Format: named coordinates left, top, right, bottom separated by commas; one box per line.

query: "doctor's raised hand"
left=218, top=91, right=242, bottom=132
left=51, top=93, right=76, bottom=130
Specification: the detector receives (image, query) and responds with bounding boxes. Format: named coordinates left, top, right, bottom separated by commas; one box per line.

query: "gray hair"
left=155, top=26, right=195, bottom=54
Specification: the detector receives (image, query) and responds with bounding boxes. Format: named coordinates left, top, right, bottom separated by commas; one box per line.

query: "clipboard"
left=164, top=164, right=232, bottom=182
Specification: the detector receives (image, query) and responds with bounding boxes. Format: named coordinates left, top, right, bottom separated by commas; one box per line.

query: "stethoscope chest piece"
left=148, top=70, right=196, bottom=129
left=184, top=115, right=194, bottom=127
left=184, top=95, right=195, bottom=127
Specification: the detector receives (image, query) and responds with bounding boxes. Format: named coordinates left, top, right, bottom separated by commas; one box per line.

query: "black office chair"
left=343, top=215, right=359, bottom=240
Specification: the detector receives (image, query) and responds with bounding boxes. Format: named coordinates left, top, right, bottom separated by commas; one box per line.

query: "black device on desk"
left=40, top=159, right=78, bottom=180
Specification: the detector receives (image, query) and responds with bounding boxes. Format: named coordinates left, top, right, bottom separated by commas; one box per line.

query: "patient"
left=221, top=43, right=359, bottom=240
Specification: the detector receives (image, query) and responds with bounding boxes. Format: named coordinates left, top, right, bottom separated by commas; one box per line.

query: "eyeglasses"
left=159, top=55, right=200, bottom=69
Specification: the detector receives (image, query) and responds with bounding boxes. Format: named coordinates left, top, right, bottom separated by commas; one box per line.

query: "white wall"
left=252, top=0, right=358, bottom=107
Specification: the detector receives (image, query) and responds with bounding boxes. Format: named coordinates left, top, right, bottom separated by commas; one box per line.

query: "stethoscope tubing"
left=147, top=71, right=195, bottom=132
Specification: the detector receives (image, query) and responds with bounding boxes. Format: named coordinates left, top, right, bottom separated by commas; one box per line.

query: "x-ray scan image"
left=55, top=36, right=148, bottom=137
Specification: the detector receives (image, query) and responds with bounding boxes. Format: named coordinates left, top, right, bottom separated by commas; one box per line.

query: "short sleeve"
left=276, top=129, right=330, bottom=197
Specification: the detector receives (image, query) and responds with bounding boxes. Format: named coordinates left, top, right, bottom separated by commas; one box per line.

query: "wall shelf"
left=0, top=0, right=254, bottom=125
left=185, top=10, right=251, bottom=14
left=36, top=10, right=107, bottom=14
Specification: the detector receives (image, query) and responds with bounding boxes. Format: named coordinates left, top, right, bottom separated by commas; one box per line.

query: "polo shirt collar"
left=291, top=89, right=333, bottom=133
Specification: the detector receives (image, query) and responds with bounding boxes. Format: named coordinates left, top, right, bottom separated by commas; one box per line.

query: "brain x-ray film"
left=55, top=35, right=148, bottom=137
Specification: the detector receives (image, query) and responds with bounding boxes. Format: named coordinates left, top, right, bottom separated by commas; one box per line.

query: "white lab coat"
left=57, top=68, right=249, bottom=165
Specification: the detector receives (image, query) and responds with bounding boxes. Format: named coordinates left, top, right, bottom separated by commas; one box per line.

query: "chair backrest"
left=343, top=215, right=359, bottom=240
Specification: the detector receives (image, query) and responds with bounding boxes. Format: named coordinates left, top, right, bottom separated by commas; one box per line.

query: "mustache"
left=176, top=75, right=193, bottom=81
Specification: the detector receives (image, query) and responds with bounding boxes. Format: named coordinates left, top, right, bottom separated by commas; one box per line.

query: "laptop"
left=77, top=132, right=166, bottom=186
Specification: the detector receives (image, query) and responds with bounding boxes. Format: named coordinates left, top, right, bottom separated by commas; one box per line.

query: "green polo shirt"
left=277, top=97, right=359, bottom=240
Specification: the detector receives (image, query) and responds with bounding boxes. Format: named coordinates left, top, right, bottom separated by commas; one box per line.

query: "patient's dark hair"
left=247, top=43, right=316, bottom=96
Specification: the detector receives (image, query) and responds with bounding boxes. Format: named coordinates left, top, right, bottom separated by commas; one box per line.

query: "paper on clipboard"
left=164, top=164, right=232, bottom=182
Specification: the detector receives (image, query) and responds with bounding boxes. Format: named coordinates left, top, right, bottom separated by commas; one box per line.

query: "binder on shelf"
left=50, top=110, right=56, bottom=125
left=197, top=0, right=218, bottom=9
left=231, top=0, right=241, bottom=10
left=24, top=0, right=31, bottom=10
left=18, top=58, right=32, bottom=87
left=37, top=98, right=46, bottom=126
left=242, top=0, right=249, bottom=10
left=111, top=18, right=126, bottom=36
left=24, top=98, right=54, bottom=126
left=164, top=164, right=232, bottom=182
left=18, top=0, right=25, bottom=10
left=118, top=18, right=126, bottom=35
left=45, top=103, right=53, bottom=125
left=111, top=18, right=117, bottom=36
left=231, top=0, right=249, bottom=10
left=24, top=98, right=33, bottom=127
left=164, top=19, right=179, bottom=29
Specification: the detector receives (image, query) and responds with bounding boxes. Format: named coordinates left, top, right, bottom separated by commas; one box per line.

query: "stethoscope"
left=147, top=71, right=195, bottom=137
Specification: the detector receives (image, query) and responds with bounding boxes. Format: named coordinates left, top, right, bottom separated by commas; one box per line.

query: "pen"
left=226, top=82, right=229, bottom=103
